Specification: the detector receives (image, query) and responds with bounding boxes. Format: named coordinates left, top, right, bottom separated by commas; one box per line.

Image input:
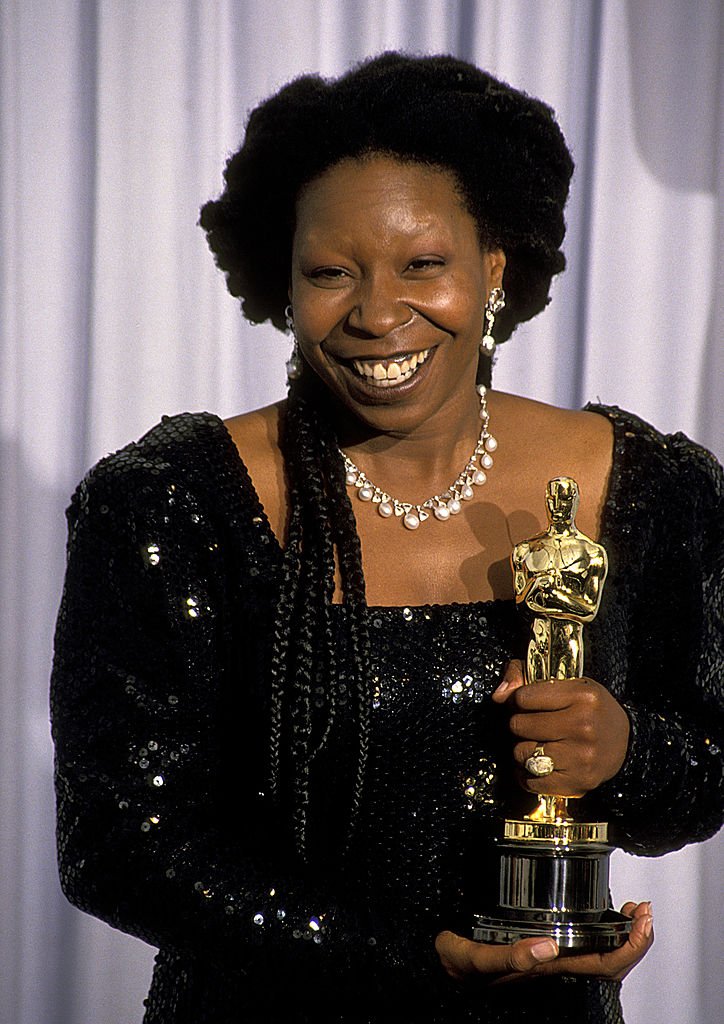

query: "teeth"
left=351, top=349, right=430, bottom=385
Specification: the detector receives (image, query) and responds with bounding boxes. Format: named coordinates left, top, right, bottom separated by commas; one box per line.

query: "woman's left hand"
left=492, top=660, right=630, bottom=796
left=436, top=901, right=654, bottom=986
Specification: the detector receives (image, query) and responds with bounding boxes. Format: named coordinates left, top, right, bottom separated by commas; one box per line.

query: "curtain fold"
left=1, top=2, right=721, bottom=1022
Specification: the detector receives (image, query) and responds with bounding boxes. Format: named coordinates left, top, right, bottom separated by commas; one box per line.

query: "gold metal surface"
left=503, top=818, right=608, bottom=843
left=512, top=477, right=607, bottom=685
left=509, top=477, right=607, bottom=826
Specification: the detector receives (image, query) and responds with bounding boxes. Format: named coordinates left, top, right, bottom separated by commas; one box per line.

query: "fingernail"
left=494, top=680, right=510, bottom=696
left=531, top=939, right=558, bottom=961
left=643, top=916, right=653, bottom=938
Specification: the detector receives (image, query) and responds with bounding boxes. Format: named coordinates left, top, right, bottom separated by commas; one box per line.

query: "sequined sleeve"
left=50, top=432, right=444, bottom=1001
left=586, top=418, right=724, bottom=854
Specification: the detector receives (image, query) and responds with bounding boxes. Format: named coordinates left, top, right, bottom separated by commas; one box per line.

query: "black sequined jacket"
left=51, top=405, right=724, bottom=1024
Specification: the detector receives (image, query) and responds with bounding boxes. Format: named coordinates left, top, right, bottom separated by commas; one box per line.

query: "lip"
left=331, top=346, right=437, bottom=403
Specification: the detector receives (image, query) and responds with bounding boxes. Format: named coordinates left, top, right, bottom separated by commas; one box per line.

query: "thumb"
left=492, top=659, right=526, bottom=703
left=472, top=936, right=560, bottom=975
left=436, top=931, right=559, bottom=981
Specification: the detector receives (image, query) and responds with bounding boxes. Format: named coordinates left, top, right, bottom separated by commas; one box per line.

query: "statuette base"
left=473, top=838, right=631, bottom=953
left=504, top=817, right=608, bottom=844
left=472, top=908, right=632, bottom=953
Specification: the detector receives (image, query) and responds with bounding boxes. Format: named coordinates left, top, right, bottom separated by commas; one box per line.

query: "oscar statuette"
left=474, top=477, right=632, bottom=952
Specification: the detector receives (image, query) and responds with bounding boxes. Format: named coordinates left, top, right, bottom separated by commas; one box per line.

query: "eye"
left=307, top=266, right=349, bottom=280
left=407, top=257, right=445, bottom=272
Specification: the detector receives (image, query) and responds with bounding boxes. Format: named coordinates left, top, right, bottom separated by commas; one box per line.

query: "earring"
left=480, top=287, right=505, bottom=356
left=285, top=304, right=303, bottom=382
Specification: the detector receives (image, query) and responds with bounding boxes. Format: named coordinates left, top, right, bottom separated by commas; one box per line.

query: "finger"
left=492, top=659, right=526, bottom=703
left=509, top=709, right=570, bottom=741
left=512, top=678, right=589, bottom=711
left=435, top=931, right=559, bottom=981
left=514, top=740, right=563, bottom=769
left=513, top=766, right=587, bottom=798
left=468, top=935, right=560, bottom=976
left=511, top=744, right=581, bottom=794
left=537, top=903, right=654, bottom=981
left=619, top=902, right=654, bottom=969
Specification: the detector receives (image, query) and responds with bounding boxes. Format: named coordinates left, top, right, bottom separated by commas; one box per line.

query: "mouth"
left=348, top=349, right=431, bottom=388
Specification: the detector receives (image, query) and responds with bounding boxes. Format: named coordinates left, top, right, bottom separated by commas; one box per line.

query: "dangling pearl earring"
left=480, top=287, right=505, bottom=356
left=285, top=304, right=303, bottom=382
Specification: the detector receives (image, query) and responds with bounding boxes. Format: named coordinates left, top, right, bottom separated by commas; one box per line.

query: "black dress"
left=50, top=405, right=723, bottom=1023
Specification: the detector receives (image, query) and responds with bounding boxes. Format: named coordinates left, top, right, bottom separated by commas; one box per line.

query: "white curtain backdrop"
left=1, top=2, right=721, bottom=1022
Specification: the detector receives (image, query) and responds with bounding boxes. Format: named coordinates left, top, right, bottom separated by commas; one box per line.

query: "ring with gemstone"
left=525, top=744, right=555, bottom=777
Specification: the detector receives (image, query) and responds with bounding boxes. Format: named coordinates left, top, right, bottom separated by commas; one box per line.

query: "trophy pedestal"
left=474, top=818, right=632, bottom=953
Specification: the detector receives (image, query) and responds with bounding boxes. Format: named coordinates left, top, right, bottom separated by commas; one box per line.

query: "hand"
left=492, top=660, right=630, bottom=796
left=435, top=901, right=653, bottom=985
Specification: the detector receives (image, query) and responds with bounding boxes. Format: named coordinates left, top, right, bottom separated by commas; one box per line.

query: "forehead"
left=293, top=156, right=477, bottom=246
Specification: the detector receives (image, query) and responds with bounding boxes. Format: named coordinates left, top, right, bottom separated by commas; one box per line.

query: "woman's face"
left=289, top=156, right=505, bottom=438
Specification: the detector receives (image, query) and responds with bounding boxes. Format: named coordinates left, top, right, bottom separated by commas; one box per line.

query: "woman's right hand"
left=435, top=901, right=653, bottom=985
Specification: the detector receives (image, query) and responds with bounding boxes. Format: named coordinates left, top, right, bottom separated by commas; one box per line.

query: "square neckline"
left=213, top=404, right=624, bottom=613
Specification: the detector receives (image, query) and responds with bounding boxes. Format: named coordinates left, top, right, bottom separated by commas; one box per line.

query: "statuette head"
left=546, top=477, right=579, bottom=524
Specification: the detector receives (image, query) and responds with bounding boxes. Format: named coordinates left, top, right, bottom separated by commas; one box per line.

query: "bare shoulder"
left=489, top=391, right=614, bottom=539
left=224, top=401, right=284, bottom=459
left=224, top=401, right=287, bottom=538
left=492, top=391, right=611, bottom=447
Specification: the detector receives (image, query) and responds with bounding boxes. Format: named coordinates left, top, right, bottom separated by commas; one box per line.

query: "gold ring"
left=525, top=744, right=555, bottom=777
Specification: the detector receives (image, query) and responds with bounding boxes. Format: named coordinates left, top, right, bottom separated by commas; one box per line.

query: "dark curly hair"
left=200, top=54, right=574, bottom=864
left=201, top=51, right=573, bottom=346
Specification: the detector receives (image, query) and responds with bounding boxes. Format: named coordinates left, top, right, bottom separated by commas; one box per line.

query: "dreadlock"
left=268, top=377, right=371, bottom=860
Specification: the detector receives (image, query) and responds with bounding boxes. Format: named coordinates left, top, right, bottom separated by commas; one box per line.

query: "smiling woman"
left=290, top=158, right=503, bottom=435
left=50, top=53, right=723, bottom=1024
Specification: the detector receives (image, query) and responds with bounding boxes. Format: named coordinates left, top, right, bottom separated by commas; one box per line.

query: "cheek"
left=292, top=300, right=344, bottom=373
left=416, top=277, right=484, bottom=333
left=291, top=283, right=347, bottom=342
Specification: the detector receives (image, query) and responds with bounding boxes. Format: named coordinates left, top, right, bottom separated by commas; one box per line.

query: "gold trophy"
left=474, top=477, right=632, bottom=952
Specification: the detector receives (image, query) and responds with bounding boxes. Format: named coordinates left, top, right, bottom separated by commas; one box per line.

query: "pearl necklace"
left=340, top=385, right=497, bottom=530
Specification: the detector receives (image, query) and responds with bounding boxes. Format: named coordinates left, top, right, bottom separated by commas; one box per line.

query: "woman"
left=51, top=54, right=723, bottom=1022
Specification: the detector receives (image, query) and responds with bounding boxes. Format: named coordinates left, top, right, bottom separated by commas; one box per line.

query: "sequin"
left=49, top=407, right=723, bottom=1023
left=462, top=757, right=498, bottom=809
left=144, top=543, right=161, bottom=567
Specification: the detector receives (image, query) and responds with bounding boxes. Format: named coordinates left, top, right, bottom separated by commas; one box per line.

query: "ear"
left=486, top=248, right=506, bottom=289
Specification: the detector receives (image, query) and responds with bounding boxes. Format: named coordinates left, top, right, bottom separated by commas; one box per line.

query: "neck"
left=336, top=391, right=486, bottom=496
left=549, top=519, right=576, bottom=535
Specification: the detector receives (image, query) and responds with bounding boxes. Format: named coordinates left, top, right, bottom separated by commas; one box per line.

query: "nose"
left=345, top=273, right=413, bottom=338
